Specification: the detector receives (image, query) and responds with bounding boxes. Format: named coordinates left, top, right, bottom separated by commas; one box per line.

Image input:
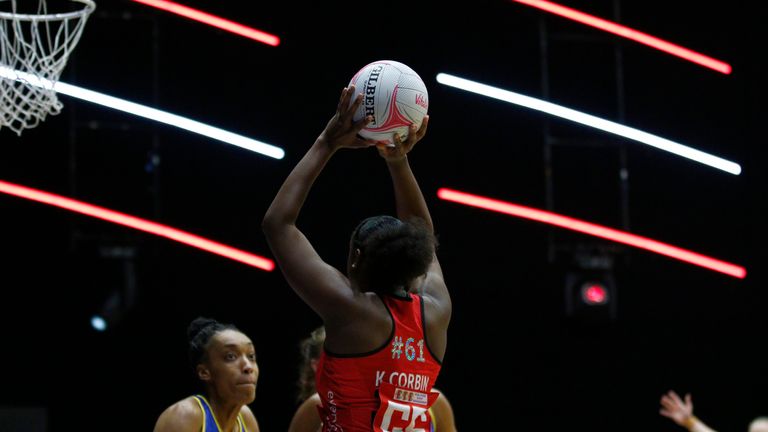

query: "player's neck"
left=207, top=395, right=242, bottom=432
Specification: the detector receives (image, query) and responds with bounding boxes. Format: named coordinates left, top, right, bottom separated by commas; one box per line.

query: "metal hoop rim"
left=0, top=0, right=96, bottom=22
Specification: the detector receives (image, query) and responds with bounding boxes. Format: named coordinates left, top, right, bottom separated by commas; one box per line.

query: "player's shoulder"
left=240, top=403, right=255, bottom=417
left=240, top=404, right=260, bottom=432
left=431, top=388, right=453, bottom=413
left=154, top=396, right=202, bottom=432
left=298, top=392, right=322, bottom=410
left=308, top=392, right=322, bottom=405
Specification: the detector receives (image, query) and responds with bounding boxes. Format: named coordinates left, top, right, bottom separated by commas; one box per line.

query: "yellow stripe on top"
left=193, top=396, right=207, bottom=432
left=196, top=395, right=248, bottom=432
left=199, top=395, right=226, bottom=432
left=429, top=406, right=437, bottom=432
left=238, top=413, right=247, bottom=432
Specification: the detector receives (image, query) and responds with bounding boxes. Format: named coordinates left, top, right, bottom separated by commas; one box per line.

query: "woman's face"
left=198, top=329, right=259, bottom=404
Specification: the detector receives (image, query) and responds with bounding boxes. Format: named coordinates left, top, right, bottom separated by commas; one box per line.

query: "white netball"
left=348, top=60, right=428, bottom=145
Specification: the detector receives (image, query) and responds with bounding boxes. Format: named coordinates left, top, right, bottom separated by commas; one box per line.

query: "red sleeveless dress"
left=316, top=294, right=442, bottom=431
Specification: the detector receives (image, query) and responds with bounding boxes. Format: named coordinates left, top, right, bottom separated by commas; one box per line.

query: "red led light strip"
left=132, top=0, right=280, bottom=46
left=512, top=0, right=731, bottom=74
left=0, top=180, right=275, bottom=271
left=438, top=188, right=745, bottom=279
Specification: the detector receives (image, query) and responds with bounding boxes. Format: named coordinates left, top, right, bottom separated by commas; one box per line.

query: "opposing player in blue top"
left=154, top=317, right=260, bottom=432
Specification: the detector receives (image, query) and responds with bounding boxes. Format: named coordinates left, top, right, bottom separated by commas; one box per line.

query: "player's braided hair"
left=351, top=216, right=436, bottom=295
left=187, top=317, right=239, bottom=369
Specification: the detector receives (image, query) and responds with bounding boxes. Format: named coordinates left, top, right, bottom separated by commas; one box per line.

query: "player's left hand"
left=319, top=85, right=378, bottom=150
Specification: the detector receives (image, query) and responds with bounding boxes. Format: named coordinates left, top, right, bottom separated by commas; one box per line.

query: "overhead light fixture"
left=581, top=282, right=609, bottom=305
left=0, top=179, right=275, bottom=271
left=437, top=187, right=746, bottom=279
left=0, top=66, right=285, bottom=160
left=511, top=0, right=731, bottom=74
left=436, top=73, right=740, bottom=175
left=132, top=0, right=280, bottom=46
left=90, top=315, right=108, bottom=332
left=565, top=271, right=617, bottom=322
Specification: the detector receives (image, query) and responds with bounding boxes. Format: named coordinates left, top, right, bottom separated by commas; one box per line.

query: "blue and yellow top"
left=192, top=395, right=247, bottom=432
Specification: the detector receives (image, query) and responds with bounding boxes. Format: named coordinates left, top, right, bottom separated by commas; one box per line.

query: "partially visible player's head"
left=749, top=418, right=768, bottom=432
left=348, top=216, right=435, bottom=295
left=187, top=317, right=258, bottom=404
left=296, top=326, right=325, bottom=401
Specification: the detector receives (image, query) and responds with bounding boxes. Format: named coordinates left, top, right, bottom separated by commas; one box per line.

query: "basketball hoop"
left=0, top=0, right=96, bottom=135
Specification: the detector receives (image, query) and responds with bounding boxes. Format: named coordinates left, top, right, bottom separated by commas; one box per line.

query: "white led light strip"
left=436, top=73, right=740, bottom=175
left=0, top=66, right=285, bottom=159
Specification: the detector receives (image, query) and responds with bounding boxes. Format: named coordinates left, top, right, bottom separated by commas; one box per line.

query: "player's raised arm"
left=262, top=85, right=375, bottom=321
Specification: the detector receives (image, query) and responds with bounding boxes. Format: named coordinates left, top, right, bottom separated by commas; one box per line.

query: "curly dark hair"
left=351, top=216, right=436, bottom=295
left=187, top=317, right=239, bottom=370
left=296, top=326, right=325, bottom=402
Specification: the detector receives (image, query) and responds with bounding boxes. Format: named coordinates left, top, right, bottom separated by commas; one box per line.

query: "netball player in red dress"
left=263, top=85, right=451, bottom=431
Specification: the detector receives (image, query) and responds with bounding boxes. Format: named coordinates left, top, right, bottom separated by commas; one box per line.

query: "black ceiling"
left=1, top=1, right=766, bottom=431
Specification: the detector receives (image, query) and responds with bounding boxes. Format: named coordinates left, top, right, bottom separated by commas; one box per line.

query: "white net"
left=0, top=0, right=95, bottom=135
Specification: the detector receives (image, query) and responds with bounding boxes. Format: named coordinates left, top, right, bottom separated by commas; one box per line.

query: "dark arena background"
left=1, top=1, right=766, bottom=431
